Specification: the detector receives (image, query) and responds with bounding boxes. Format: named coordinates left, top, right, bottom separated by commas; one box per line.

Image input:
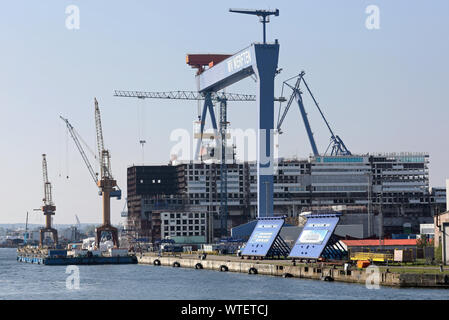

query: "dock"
left=138, top=253, right=449, bottom=288
left=16, top=247, right=137, bottom=265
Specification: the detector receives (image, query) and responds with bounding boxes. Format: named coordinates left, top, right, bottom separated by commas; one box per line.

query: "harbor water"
left=1, top=248, right=448, bottom=300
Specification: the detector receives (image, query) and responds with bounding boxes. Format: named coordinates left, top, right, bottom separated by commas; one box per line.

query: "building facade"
left=126, top=153, right=446, bottom=243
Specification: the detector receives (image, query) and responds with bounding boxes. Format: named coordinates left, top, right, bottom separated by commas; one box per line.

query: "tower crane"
left=114, top=89, right=256, bottom=238
left=276, top=71, right=351, bottom=156
left=60, top=98, right=121, bottom=248
left=115, top=89, right=285, bottom=238
left=93, top=98, right=120, bottom=248
left=39, top=154, right=58, bottom=247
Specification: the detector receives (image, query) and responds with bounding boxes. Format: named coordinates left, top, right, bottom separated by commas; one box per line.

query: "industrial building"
left=125, top=153, right=446, bottom=243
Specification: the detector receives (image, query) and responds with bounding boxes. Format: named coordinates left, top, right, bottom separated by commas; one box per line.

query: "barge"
left=17, top=247, right=137, bottom=265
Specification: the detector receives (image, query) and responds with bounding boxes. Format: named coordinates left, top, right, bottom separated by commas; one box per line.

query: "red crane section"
left=186, top=54, right=231, bottom=75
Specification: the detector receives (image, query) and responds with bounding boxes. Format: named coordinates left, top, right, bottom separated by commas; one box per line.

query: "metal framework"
left=229, top=9, right=279, bottom=44
left=266, top=234, right=291, bottom=258
left=114, top=89, right=257, bottom=238
left=116, top=8, right=280, bottom=235
left=60, top=116, right=98, bottom=184
left=39, top=154, right=58, bottom=247
left=197, top=43, right=280, bottom=218
left=219, top=97, right=228, bottom=236
left=277, top=71, right=319, bottom=156
left=277, top=71, right=351, bottom=156
left=321, top=235, right=347, bottom=260
left=61, top=99, right=121, bottom=248
left=93, top=98, right=120, bottom=247
left=241, top=216, right=290, bottom=258
left=114, top=90, right=256, bottom=102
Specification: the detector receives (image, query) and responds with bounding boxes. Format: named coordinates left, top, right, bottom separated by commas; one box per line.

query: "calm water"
left=1, top=248, right=448, bottom=300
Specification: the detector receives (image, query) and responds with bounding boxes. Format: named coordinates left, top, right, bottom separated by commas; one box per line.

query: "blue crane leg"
left=253, top=44, right=279, bottom=217
left=197, top=43, right=280, bottom=218
left=295, top=90, right=319, bottom=156
left=195, top=94, right=218, bottom=160
left=194, top=98, right=209, bottom=160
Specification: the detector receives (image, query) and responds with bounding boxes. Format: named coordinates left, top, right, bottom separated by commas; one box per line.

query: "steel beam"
left=195, top=93, right=219, bottom=160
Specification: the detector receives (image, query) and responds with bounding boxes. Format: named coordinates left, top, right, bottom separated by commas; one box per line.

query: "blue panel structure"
left=242, top=217, right=290, bottom=257
left=289, top=213, right=347, bottom=260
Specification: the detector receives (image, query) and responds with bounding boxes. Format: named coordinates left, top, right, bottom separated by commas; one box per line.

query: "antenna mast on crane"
left=229, top=8, right=279, bottom=44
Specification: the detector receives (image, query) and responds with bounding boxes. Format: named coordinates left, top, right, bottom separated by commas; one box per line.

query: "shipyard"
left=2, top=1, right=449, bottom=304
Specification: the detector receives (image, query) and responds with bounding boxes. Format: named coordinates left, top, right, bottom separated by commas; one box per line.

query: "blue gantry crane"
left=276, top=71, right=351, bottom=156
left=197, top=8, right=280, bottom=219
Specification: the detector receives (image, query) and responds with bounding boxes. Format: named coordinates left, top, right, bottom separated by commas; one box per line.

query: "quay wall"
left=137, top=255, right=449, bottom=288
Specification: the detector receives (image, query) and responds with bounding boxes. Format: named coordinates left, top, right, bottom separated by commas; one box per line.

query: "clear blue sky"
left=0, top=1, right=448, bottom=224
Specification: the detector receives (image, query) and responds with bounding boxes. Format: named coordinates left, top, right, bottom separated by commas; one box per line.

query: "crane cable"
left=64, top=120, right=100, bottom=180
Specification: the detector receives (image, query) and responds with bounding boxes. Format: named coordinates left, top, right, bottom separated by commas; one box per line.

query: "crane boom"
left=94, top=99, right=105, bottom=169
left=60, top=116, right=98, bottom=185
left=95, top=98, right=114, bottom=179
left=277, top=72, right=319, bottom=156
left=42, top=154, right=54, bottom=206
left=276, top=71, right=351, bottom=156
left=301, top=77, right=351, bottom=155
left=75, top=214, right=81, bottom=227
left=229, top=8, right=279, bottom=44
left=114, top=90, right=256, bottom=102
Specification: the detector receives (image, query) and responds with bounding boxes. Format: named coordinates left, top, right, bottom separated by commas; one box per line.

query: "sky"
left=0, top=1, right=448, bottom=224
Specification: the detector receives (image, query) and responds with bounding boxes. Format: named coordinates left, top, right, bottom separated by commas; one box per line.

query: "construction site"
left=115, top=10, right=446, bottom=247
left=16, top=7, right=449, bottom=274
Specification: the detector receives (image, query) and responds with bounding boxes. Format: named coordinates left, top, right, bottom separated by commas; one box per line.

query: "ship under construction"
left=124, top=153, right=446, bottom=244
left=118, top=59, right=445, bottom=244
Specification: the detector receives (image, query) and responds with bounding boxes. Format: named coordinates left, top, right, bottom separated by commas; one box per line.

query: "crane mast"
left=93, top=98, right=120, bottom=248
left=42, top=153, right=53, bottom=206
left=39, top=154, right=58, bottom=247
left=95, top=98, right=112, bottom=179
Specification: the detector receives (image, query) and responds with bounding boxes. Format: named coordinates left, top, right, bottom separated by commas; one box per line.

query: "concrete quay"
left=137, top=253, right=449, bottom=288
